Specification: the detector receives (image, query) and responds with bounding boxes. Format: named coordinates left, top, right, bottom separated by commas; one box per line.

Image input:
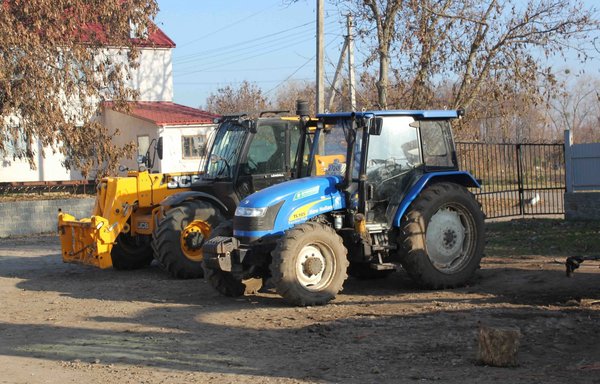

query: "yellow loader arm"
left=58, top=170, right=198, bottom=268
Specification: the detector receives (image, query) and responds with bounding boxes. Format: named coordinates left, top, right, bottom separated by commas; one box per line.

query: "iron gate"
left=455, top=142, right=565, bottom=219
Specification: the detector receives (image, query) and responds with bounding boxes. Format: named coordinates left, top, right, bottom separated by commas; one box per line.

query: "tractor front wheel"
left=399, top=182, right=485, bottom=288
left=203, top=221, right=263, bottom=296
left=111, top=233, right=154, bottom=270
left=270, top=222, right=348, bottom=306
left=152, top=200, right=223, bottom=279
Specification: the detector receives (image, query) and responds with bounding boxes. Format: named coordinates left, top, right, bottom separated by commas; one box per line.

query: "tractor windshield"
left=311, top=118, right=354, bottom=177
left=204, top=121, right=247, bottom=179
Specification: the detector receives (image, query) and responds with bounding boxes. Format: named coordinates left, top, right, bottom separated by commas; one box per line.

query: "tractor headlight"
left=235, top=206, right=268, bottom=217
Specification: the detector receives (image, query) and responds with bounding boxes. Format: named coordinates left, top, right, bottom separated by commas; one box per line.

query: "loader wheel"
left=399, top=182, right=484, bottom=289
left=270, top=222, right=348, bottom=306
left=152, top=200, right=223, bottom=279
left=203, top=221, right=263, bottom=297
left=111, top=233, right=153, bottom=270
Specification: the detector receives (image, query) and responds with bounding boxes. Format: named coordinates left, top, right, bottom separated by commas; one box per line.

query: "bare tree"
left=547, top=73, right=600, bottom=143
left=205, top=81, right=270, bottom=115
left=273, top=81, right=317, bottom=115
left=336, top=0, right=598, bottom=140
left=0, top=0, right=158, bottom=177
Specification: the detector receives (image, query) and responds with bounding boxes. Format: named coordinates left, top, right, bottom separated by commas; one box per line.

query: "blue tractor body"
left=203, top=109, right=485, bottom=306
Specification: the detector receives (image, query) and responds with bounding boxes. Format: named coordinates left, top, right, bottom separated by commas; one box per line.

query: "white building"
left=0, top=23, right=218, bottom=182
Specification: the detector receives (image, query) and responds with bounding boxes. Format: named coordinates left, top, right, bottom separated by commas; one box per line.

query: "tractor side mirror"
left=369, top=117, right=383, bottom=136
left=156, top=137, right=163, bottom=160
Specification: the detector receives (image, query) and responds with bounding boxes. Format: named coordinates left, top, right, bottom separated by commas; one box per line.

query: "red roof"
left=83, top=21, right=176, bottom=48
left=106, top=101, right=219, bottom=127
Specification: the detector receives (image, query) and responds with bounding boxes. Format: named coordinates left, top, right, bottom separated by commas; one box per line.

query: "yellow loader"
left=58, top=169, right=202, bottom=270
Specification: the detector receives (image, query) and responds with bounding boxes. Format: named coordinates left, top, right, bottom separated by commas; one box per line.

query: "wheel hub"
left=180, top=220, right=212, bottom=261
left=184, top=231, right=204, bottom=250
left=426, top=208, right=465, bottom=268
left=303, top=256, right=324, bottom=277
left=296, top=244, right=333, bottom=290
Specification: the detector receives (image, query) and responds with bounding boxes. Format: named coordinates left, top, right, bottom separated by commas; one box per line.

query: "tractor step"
left=369, top=262, right=396, bottom=271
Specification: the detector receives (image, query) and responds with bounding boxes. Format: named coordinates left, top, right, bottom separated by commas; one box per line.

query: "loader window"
left=244, top=122, right=289, bottom=175
left=205, top=122, right=246, bottom=179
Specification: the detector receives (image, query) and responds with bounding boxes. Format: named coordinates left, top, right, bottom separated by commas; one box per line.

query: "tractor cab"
left=185, top=114, right=309, bottom=214
left=309, top=111, right=462, bottom=228
left=203, top=109, right=484, bottom=306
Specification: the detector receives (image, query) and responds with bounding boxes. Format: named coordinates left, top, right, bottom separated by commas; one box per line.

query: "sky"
left=155, top=0, right=348, bottom=108
left=155, top=0, right=600, bottom=110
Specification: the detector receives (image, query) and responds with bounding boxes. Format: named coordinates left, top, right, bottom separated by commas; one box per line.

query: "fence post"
left=564, top=130, right=572, bottom=193
left=516, top=144, right=524, bottom=216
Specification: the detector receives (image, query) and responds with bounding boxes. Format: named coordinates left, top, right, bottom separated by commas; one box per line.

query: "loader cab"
left=311, top=111, right=459, bottom=225
left=196, top=115, right=309, bottom=213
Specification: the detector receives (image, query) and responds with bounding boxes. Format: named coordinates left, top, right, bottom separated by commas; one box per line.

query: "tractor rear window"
left=420, top=120, right=454, bottom=168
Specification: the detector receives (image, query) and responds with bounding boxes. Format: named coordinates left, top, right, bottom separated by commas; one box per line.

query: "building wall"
left=0, top=142, right=74, bottom=182
left=160, top=124, right=217, bottom=173
left=103, top=109, right=217, bottom=174
left=115, top=47, right=173, bottom=102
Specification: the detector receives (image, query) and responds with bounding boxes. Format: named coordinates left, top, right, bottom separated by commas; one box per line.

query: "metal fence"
left=456, top=142, right=565, bottom=219
left=0, top=180, right=96, bottom=197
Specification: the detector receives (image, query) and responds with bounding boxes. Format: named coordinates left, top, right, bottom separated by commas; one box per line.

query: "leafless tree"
left=205, top=80, right=270, bottom=115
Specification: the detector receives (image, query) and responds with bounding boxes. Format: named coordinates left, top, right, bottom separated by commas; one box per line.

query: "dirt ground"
left=1, top=223, right=599, bottom=384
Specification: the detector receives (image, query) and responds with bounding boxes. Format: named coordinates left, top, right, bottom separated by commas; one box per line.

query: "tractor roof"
left=318, top=110, right=460, bottom=120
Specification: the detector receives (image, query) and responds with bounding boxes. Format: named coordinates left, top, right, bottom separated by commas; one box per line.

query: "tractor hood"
left=233, top=175, right=345, bottom=240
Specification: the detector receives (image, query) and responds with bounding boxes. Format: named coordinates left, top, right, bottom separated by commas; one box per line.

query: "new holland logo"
left=293, top=186, right=320, bottom=201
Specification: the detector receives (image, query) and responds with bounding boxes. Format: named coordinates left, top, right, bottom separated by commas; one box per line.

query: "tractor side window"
left=420, top=120, right=453, bottom=168
left=245, top=123, right=287, bottom=174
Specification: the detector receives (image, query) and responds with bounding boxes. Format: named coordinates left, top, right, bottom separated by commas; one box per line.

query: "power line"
left=264, top=39, right=339, bottom=96
left=177, top=3, right=280, bottom=48
left=174, top=20, right=318, bottom=62
left=175, top=35, right=315, bottom=76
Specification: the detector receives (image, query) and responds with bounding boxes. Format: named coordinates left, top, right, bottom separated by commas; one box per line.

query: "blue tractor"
left=203, top=109, right=485, bottom=306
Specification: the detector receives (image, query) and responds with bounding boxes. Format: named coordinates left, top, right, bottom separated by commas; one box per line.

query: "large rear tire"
left=270, top=222, right=348, bottom=306
left=399, top=182, right=485, bottom=288
left=152, top=200, right=223, bottom=279
left=111, top=233, right=153, bottom=270
left=202, top=221, right=263, bottom=296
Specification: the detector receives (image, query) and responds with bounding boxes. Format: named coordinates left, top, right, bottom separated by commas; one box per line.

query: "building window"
left=182, top=135, right=207, bottom=159
left=137, top=135, right=150, bottom=157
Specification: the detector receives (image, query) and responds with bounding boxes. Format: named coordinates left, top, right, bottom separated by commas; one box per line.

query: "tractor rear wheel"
left=203, top=221, right=263, bottom=296
left=399, top=182, right=484, bottom=288
left=111, top=233, right=153, bottom=270
left=152, top=200, right=223, bottom=279
left=270, top=222, right=348, bottom=306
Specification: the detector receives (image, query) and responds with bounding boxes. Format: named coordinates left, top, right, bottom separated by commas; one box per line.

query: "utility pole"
left=326, top=39, right=348, bottom=111
left=347, top=14, right=356, bottom=110
left=316, top=0, right=325, bottom=114
left=327, top=14, right=357, bottom=112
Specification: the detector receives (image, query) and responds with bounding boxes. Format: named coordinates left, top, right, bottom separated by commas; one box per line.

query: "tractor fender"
left=392, top=171, right=480, bottom=227
left=159, top=191, right=228, bottom=213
